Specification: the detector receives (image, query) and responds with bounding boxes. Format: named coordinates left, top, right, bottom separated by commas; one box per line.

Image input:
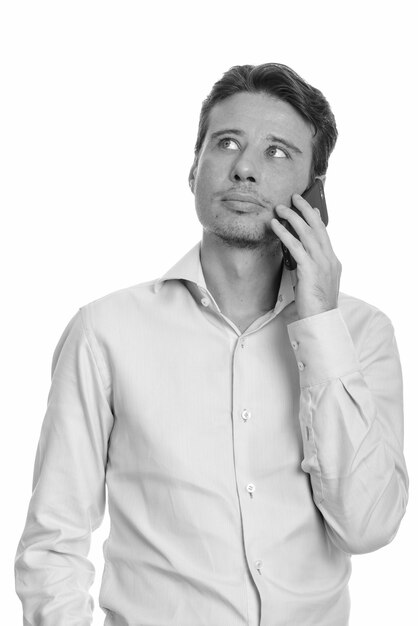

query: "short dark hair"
left=194, top=63, right=338, bottom=182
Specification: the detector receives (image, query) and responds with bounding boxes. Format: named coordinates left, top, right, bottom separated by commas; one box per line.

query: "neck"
left=200, top=232, right=284, bottom=317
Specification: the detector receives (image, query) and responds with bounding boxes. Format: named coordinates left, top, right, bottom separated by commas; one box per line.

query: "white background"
left=2, top=1, right=416, bottom=623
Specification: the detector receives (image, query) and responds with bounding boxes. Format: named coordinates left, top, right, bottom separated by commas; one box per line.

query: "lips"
left=222, top=192, right=264, bottom=207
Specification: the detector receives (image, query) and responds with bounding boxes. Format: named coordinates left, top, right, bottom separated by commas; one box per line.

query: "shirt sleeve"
left=14, top=308, right=114, bottom=626
left=287, top=307, right=409, bottom=555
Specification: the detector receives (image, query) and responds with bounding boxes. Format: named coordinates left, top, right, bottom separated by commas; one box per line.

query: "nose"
left=230, top=148, right=259, bottom=183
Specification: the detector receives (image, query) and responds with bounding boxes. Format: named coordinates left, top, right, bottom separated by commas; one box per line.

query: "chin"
left=207, top=221, right=281, bottom=251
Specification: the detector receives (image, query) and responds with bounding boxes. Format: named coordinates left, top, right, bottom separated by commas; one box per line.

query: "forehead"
left=206, top=92, right=314, bottom=150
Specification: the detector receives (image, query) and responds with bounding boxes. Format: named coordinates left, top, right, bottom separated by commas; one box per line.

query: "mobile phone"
left=278, top=178, right=328, bottom=270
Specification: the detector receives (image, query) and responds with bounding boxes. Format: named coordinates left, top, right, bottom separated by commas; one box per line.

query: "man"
left=15, top=63, right=408, bottom=626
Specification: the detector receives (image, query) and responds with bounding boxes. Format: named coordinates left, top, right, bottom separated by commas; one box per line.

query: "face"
left=189, top=92, right=314, bottom=250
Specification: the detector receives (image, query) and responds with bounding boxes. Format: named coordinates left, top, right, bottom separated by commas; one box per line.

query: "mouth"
left=222, top=192, right=263, bottom=205
left=221, top=192, right=264, bottom=212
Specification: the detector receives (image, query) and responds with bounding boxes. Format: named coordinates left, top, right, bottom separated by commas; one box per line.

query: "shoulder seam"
left=81, top=279, right=158, bottom=308
left=78, top=307, right=112, bottom=398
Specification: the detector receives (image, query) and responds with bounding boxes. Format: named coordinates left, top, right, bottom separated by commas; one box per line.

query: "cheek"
left=266, top=165, right=310, bottom=203
left=196, top=158, right=216, bottom=182
left=264, top=173, right=300, bottom=207
left=194, top=159, right=220, bottom=200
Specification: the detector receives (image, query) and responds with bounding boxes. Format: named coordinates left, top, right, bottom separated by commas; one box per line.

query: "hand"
left=271, top=193, right=342, bottom=320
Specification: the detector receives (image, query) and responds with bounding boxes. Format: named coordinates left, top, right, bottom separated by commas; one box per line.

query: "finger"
left=274, top=204, right=310, bottom=237
left=270, top=218, right=307, bottom=265
left=288, top=196, right=340, bottom=267
left=291, top=193, right=329, bottom=244
left=274, top=204, right=322, bottom=256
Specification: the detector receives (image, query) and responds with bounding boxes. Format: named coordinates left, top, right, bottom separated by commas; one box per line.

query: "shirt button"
left=241, top=409, right=251, bottom=421
left=201, top=297, right=210, bottom=307
left=246, top=483, right=255, bottom=494
left=291, top=340, right=299, bottom=350
left=278, top=294, right=283, bottom=302
left=297, top=361, right=305, bottom=371
left=255, top=559, right=263, bottom=570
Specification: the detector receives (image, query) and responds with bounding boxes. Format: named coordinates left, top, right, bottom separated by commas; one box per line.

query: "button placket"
left=233, top=325, right=264, bottom=581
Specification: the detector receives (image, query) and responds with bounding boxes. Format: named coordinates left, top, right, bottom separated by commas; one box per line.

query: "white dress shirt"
left=15, top=241, right=409, bottom=626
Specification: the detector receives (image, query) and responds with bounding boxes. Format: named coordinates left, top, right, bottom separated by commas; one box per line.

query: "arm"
left=287, top=307, right=409, bottom=555
left=272, top=190, right=408, bottom=553
left=15, top=308, right=114, bottom=625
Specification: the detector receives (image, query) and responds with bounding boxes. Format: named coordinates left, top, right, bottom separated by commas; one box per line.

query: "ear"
left=188, top=156, right=198, bottom=193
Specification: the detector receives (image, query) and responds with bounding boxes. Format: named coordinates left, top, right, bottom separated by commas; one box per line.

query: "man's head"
left=189, top=63, right=337, bottom=250
left=192, top=63, right=337, bottom=185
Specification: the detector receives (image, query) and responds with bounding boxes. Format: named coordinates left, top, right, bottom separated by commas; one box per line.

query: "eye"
left=218, top=137, right=240, bottom=150
left=267, top=145, right=289, bottom=159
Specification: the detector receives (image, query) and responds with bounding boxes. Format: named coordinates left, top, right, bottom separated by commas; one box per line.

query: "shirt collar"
left=154, top=241, right=207, bottom=292
left=153, top=240, right=297, bottom=310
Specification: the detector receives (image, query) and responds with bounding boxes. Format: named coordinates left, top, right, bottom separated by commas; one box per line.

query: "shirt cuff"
left=287, top=308, right=361, bottom=388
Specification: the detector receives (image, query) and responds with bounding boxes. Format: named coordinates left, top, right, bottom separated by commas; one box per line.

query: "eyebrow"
left=209, top=129, right=303, bottom=154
